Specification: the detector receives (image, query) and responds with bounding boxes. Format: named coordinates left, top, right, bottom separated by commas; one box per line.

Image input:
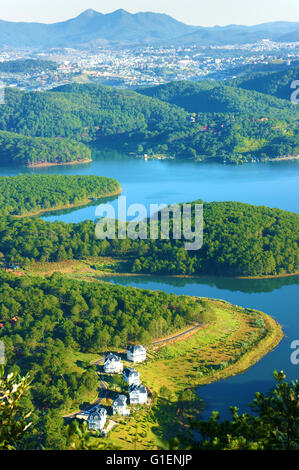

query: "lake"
left=1, top=149, right=298, bottom=418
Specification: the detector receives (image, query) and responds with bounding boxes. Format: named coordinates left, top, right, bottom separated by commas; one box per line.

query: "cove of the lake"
left=1, top=149, right=298, bottom=419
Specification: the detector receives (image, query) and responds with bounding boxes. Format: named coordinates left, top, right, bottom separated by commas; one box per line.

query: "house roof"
left=129, top=384, right=147, bottom=394
left=113, top=394, right=127, bottom=407
left=127, top=345, right=146, bottom=354
left=104, top=352, right=121, bottom=363
left=124, top=367, right=139, bottom=377
left=88, top=406, right=107, bottom=420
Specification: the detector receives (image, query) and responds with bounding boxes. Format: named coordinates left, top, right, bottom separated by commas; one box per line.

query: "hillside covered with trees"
left=0, top=201, right=298, bottom=277
left=0, top=174, right=121, bottom=216
left=0, top=131, right=91, bottom=166
left=228, top=64, right=299, bottom=100
left=0, top=271, right=200, bottom=448
left=0, top=72, right=298, bottom=165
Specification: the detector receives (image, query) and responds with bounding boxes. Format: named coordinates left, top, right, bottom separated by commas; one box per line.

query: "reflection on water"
left=99, top=274, right=299, bottom=294
left=34, top=195, right=119, bottom=220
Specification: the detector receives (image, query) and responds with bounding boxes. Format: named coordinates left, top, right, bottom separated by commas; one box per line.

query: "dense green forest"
left=137, top=79, right=299, bottom=162
left=0, top=174, right=120, bottom=216
left=0, top=84, right=187, bottom=140
left=0, top=272, right=199, bottom=448
left=0, top=59, right=58, bottom=73
left=0, top=130, right=91, bottom=166
left=228, top=64, right=299, bottom=100
left=137, top=79, right=297, bottom=117
left=0, top=72, right=298, bottom=165
left=0, top=201, right=298, bottom=277
left=128, top=201, right=299, bottom=277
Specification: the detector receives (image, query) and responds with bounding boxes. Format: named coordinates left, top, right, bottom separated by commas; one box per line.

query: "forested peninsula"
left=0, top=199, right=298, bottom=278
left=0, top=174, right=121, bottom=216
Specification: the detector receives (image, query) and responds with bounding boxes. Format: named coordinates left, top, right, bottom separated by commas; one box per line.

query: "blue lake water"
left=1, top=150, right=298, bottom=418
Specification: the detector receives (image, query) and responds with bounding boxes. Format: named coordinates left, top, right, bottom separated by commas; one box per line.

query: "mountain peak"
left=80, top=9, right=98, bottom=18
left=113, top=9, right=130, bottom=15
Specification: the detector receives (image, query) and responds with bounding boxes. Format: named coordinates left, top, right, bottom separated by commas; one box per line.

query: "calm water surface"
left=1, top=150, right=298, bottom=418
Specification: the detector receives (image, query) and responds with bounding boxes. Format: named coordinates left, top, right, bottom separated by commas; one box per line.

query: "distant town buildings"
left=0, top=42, right=298, bottom=92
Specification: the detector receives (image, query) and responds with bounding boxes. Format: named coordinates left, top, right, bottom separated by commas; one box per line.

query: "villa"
left=112, top=394, right=130, bottom=416
left=126, top=345, right=146, bottom=363
left=87, top=406, right=107, bottom=431
left=123, top=368, right=140, bottom=386
left=129, top=384, right=148, bottom=405
left=104, top=353, right=123, bottom=374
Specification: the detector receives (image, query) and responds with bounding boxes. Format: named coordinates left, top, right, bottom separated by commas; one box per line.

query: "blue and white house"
left=129, top=384, right=148, bottom=405
left=112, top=394, right=130, bottom=416
left=87, top=406, right=107, bottom=431
left=126, top=345, right=146, bottom=363
left=123, top=368, right=140, bottom=386
left=104, top=353, right=123, bottom=374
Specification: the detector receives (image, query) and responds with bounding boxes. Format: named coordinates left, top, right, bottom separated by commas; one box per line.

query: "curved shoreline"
left=15, top=188, right=122, bottom=218
left=106, top=299, right=284, bottom=449
left=97, top=269, right=299, bottom=281
left=27, top=158, right=93, bottom=168
left=198, top=310, right=283, bottom=386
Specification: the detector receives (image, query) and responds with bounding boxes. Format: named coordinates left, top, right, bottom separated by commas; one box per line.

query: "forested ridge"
left=137, top=79, right=298, bottom=117
left=0, top=68, right=298, bottom=165
left=130, top=201, right=299, bottom=277
left=0, top=85, right=187, bottom=140
left=0, top=174, right=121, bottom=216
left=0, top=201, right=298, bottom=277
left=137, top=78, right=299, bottom=162
left=0, top=130, right=91, bottom=166
left=227, top=64, right=299, bottom=100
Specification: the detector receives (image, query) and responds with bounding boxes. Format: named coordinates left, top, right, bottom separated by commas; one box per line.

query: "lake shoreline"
left=97, top=269, right=299, bottom=281
left=15, top=188, right=122, bottom=218
left=27, top=158, right=93, bottom=168
left=102, top=298, right=283, bottom=449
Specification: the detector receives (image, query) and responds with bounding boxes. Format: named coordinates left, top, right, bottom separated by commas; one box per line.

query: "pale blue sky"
left=0, top=0, right=298, bottom=26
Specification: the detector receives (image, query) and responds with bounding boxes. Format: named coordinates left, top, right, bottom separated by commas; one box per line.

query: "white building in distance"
left=112, top=394, right=130, bottom=416
left=104, top=353, right=123, bottom=374
left=87, top=406, right=107, bottom=431
left=123, top=368, right=140, bottom=386
left=129, top=384, right=148, bottom=405
left=126, top=345, right=146, bottom=363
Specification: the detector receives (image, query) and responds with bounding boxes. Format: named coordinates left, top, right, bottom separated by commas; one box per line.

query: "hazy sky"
left=0, top=0, right=298, bottom=26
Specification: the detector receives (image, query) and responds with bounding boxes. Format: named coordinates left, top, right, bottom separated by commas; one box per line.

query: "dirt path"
left=152, top=323, right=202, bottom=346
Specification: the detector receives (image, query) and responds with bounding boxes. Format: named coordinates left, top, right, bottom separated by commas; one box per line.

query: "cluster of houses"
left=88, top=345, right=148, bottom=432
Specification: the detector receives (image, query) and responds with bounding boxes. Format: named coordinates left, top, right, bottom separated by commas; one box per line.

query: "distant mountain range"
left=0, top=9, right=298, bottom=49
